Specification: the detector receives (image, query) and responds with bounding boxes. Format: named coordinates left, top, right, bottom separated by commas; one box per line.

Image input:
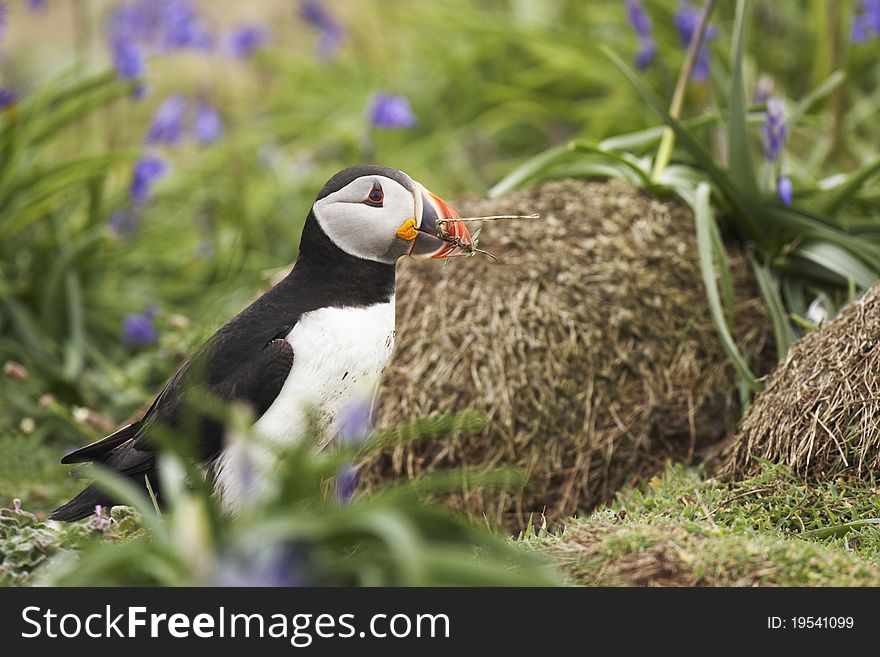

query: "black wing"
left=50, top=337, right=294, bottom=521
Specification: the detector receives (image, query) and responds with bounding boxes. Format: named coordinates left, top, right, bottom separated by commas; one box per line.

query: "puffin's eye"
left=365, top=182, right=384, bottom=207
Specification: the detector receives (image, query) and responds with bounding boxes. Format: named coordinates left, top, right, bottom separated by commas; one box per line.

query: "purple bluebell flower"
left=130, top=154, right=168, bottom=203
left=634, top=40, right=656, bottom=70
left=762, top=97, right=787, bottom=162
left=225, top=24, right=268, bottom=58
left=752, top=73, right=774, bottom=105
left=336, top=396, right=372, bottom=503
left=111, top=37, right=145, bottom=81
left=122, top=305, right=158, bottom=346
left=145, top=94, right=186, bottom=146
left=299, top=0, right=344, bottom=58
left=160, top=1, right=212, bottom=52
left=107, top=3, right=155, bottom=44
left=27, top=0, right=47, bottom=11
left=852, top=0, right=880, bottom=43
left=368, top=94, right=418, bottom=129
left=0, top=88, right=16, bottom=110
left=761, top=97, right=792, bottom=205
left=777, top=175, right=793, bottom=206
left=626, top=0, right=656, bottom=70
left=106, top=0, right=214, bottom=87
left=337, top=466, right=359, bottom=503
left=12, top=498, right=21, bottom=514
left=108, top=208, right=140, bottom=236
left=674, top=0, right=718, bottom=82
left=215, top=545, right=305, bottom=587
left=339, top=397, right=373, bottom=445
left=194, top=101, right=223, bottom=145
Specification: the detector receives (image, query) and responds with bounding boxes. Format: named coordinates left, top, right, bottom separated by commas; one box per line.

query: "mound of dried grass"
left=721, top=284, right=880, bottom=480
left=363, top=180, right=771, bottom=530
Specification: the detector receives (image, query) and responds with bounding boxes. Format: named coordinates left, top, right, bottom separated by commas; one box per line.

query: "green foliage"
left=2, top=408, right=558, bottom=587
left=0, top=504, right=142, bottom=586
left=529, top=463, right=880, bottom=586
left=492, top=0, right=880, bottom=395
left=4, top=0, right=880, bottom=588
left=0, top=506, right=66, bottom=585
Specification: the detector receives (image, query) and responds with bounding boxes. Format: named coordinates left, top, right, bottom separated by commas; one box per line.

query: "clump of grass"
left=527, top=463, right=880, bottom=586
left=721, top=283, right=880, bottom=481
left=364, top=179, right=773, bottom=531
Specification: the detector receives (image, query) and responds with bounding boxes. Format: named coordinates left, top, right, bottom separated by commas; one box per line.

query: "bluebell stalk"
left=762, top=97, right=792, bottom=206
left=674, top=0, right=718, bottom=81
left=762, top=98, right=787, bottom=162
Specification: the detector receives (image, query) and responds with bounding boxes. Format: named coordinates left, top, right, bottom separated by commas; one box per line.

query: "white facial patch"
left=312, top=175, right=417, bottom=263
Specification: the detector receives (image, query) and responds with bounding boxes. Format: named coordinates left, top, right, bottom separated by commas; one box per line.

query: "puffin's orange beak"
left=409, top=188, right=473, bottom=259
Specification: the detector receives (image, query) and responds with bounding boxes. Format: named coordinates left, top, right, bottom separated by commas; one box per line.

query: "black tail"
left=49, top=483, right=113, bottom=522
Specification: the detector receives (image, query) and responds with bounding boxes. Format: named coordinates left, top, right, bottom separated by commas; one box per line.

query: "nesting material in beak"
left=410, top=190, right=474, bottom=259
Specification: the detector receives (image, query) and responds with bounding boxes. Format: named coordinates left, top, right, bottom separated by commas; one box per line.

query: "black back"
left=50, top=195, right=397, bottom=521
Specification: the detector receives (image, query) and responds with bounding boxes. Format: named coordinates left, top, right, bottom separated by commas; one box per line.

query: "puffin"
left=50, top=165, right=472, bottom=521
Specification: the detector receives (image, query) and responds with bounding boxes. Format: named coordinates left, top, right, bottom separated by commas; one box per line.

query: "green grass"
left=0, top=437, right=79, bottom=513
left=7, top=455, right=880, bottom=587
left=529, top=464, right=880, bottom=586
left=0, top=410, right=561, bottom=587
left=4, top=0, right=880, bottom=588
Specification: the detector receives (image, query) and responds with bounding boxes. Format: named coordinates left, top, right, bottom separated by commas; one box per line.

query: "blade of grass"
left=726, top=0, right=759, bottom=200
left=788, top=70, right=846, bottom=126
left=489, top=144, right=573, bottom=198
left=569, top=140, right=654, bottom=188
left=599, top=111, right=765, bottom=152
left=791, top=240, right=877, bottom=289
left=751, top=260, right=796, bottom=359
left=693, top=183, right=760, bottom=391
left=651, top=0, right=718, bottom=182
left=800, top=518, right=880, bottom=539
left=818, top=155, right=880, bottom=216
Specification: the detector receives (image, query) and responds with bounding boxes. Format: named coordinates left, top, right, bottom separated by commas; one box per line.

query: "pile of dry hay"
left=362, top=180, right=771, bottom=530
left=721, top=284, right=880, bottom=480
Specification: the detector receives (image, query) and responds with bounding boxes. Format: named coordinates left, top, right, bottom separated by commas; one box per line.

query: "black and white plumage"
left=50, top=165, right=472, bottom=521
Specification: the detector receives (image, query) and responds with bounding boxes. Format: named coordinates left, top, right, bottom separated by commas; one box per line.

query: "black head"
left=305, top=165, right=473, bottom=264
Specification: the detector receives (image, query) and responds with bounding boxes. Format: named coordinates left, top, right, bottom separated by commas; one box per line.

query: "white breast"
left=213, top=299, right=396, bottom=511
